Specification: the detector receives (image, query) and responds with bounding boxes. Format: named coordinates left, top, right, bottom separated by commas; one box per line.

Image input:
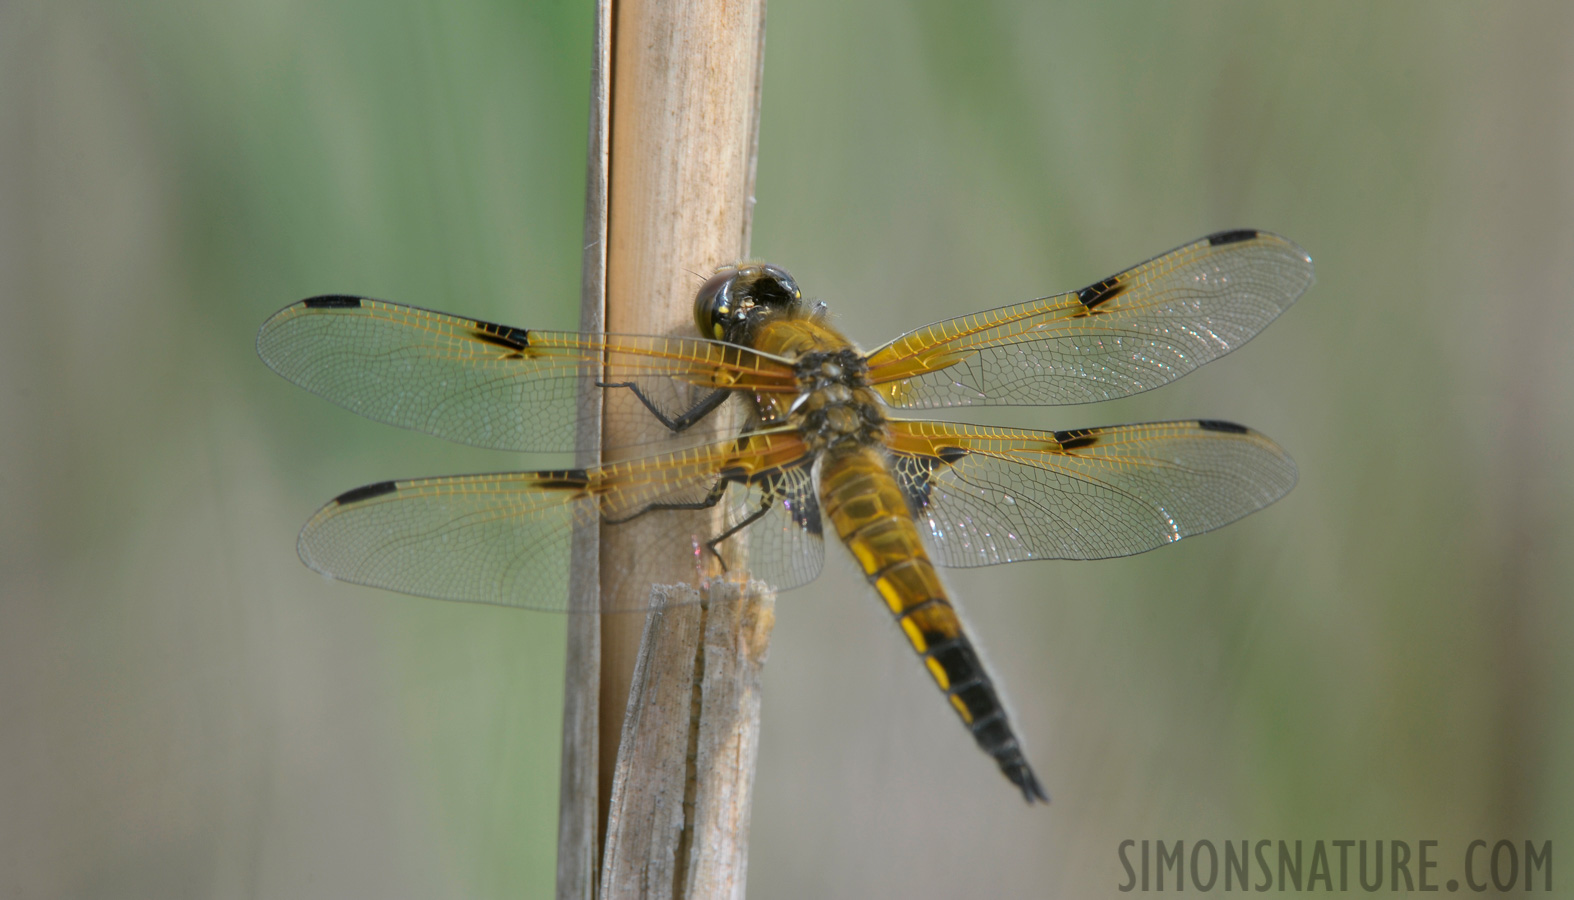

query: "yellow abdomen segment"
left=818, top=445, right=1048, bottom=803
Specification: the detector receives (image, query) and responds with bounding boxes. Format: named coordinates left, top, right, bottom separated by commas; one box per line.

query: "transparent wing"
left=296, top=428, right=824, bottom=612
left=257, top=296, right=799, bottom=453
left=722, top=459, right=825, bottom=593
left=865, top=230, right=1313, bottom=409
left=886, top=418, right=1296, bottom=566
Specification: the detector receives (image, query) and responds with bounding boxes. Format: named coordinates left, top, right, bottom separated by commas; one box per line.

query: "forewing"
left=296, top=428, right=822, bottom=612
left=865, top=231, right=1313, bottom=409
left=257, top=296, right=798, bottom=453
left=887, top=418, right=1296, bottom=566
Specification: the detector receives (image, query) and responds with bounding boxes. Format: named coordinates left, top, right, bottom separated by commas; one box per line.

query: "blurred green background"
left=3, top=1, right=1570, bottom=897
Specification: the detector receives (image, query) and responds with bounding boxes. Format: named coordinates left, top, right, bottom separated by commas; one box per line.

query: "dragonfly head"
left=694, top=263, right=804, bottom=342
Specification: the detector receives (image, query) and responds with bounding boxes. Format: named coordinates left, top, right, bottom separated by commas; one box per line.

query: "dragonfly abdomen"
left=818, top=446, right=1048, bottom=803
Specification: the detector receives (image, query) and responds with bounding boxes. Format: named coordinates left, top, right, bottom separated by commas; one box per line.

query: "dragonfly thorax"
left=794, top=348, right=867, bottom=391
left=790, top=348, right=884, bottom=451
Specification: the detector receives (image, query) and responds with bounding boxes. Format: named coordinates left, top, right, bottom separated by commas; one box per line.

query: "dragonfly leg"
left=596, top=382, right=731, bottom=432
left=601, top=477, right=730, bottom=528
left=600, top=476, right=776, bottom=572
left=702, top=493, right=775, bottom=570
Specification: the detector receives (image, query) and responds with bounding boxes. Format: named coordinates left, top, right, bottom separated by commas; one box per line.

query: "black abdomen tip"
left=1002, top=757, right=1050, bottom=805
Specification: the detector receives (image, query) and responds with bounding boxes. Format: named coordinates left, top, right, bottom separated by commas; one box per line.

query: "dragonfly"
left=257, top=229, right=1312, bottom=803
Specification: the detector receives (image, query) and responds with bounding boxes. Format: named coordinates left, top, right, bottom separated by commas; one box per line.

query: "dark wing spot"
left=794, top=504, right=822, bottom=535
left=333, top=480, right=399, bottom=505
left=784, top=473, right=823, bottom=535
left=743, top=464, right=823, bottom=534
left=1076, top=276, right=1126, bottom=310
left=895, top=455, right=935, bottom=512
left=1207, top=229, right=1259, bottom=246
left=1197, top=419, right=1249, bottom=434
left=534, top=469, right=589, bottom=490
left=936, top=446, right=969, bottom=463
left=718, top=465, right=757, bottom=485
left=471, top=319, right=530, bottom=351
left=1053, top=428, right=1100, bottom=450
left=896, top=449, right=965, bottom=513
left=303, top=295, right=365, bottom=309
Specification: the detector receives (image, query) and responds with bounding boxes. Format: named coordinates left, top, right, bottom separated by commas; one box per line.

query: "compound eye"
left=760, top=264, right=802, bottom=301
left=693, top=267, right=738, bottom=339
